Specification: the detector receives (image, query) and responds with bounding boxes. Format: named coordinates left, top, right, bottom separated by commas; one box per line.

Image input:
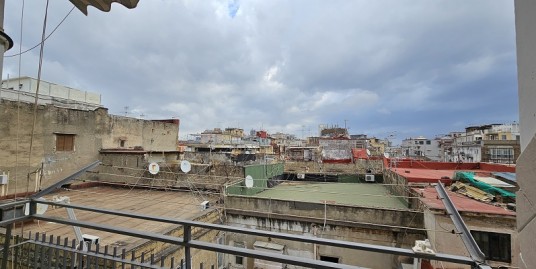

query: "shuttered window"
left=56, top=134, right=75, bottom=151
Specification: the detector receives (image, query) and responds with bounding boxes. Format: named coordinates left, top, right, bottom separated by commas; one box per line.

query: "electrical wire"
left=96, top=163, right=425, bottom=187
left=56, top=187, right=211, bottom=209
left=26, top=0, right=50, bottom=195
left=87, top=174, right=423, bottom=201
left=4, top=6, right=76, bottom=58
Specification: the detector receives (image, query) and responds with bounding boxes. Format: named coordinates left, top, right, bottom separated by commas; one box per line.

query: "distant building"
left=449, top=123, right=520, bottom=164
left=401, top=136, right=441, bottom=161
left=319, top=126, right=349, bottom=138
left=319, top=137, right=357, bottom=163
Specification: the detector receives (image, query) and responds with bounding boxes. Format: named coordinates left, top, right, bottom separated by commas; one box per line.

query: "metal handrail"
left=0, top=198, right=489, bottom=269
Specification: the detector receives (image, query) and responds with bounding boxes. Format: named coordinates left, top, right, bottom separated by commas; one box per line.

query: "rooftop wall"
left=0, top=99, right=179, bottom=196
left=226, top=163, right=284, bottom=196
left=384, top=158, right=515, bottom=172
left=1, top=77, right=101, bottom=110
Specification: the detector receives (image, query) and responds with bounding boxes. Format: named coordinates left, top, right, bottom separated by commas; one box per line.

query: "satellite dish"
left=24, top=198, right=49, bottom=215
left=366, top=149, right=371, bottom=156
left=148, top=162, right=160, bottom=175
left=180, top=160, right=192, bottom=173
left=245, top=175, right=254, bottom=188
left=384, top=152, right=390, bottom=158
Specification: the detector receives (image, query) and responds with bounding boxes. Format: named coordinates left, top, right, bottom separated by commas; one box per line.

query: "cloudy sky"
left=2, top=0, right=518, bottom=142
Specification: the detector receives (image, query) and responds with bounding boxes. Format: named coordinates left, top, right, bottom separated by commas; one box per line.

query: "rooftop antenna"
left=123, top=106, right=129, bottom=117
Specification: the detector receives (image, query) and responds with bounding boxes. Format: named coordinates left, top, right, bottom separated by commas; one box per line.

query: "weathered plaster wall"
left=224, top=215, right=423, bottom=269
left=101, top=116, right=178, bottom=151
left=83, top=153, right=243, bottom=191
left=224, top=194, right=425, bottom=267
left=0, top=99, right=179, bottom=196
left=515, top=1, right=536, bottom=268
left=0, top=100, right=106, bottom=194
left=225, top=196, right=423, bottom=230
left=424, top=209, right=518, bottom=269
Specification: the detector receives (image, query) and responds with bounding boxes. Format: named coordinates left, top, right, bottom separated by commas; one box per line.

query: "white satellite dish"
left=148, top=162, right=160, bottom=175
left=245, top=175, right=254, bottom=188
left=366, top=149, right=371, bottom=156
left=180, top=160, right=192, bottom=173
left=24, top=198, right=49, bottom=215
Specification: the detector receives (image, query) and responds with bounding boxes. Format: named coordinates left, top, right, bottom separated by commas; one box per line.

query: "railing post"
left=184, top=224, right=191, bottom=269
left=29, top=200, right=37, bottom=216
left=1, top=224, right=12, bottom=269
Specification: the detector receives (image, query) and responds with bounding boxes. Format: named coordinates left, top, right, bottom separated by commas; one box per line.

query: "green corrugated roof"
left=254, top=182, right=408, bottom=209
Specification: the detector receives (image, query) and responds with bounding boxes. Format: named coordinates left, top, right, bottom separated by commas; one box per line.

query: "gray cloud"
left=3, top=0, right=518, bottom=141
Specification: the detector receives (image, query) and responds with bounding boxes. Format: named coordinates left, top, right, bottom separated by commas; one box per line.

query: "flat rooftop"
left=253, top=182, right=408, bottom=209
left=15, top=186, right=215, bottom=250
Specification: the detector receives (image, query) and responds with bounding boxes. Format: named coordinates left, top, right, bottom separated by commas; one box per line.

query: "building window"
left=501, top=134, right=507, bottom=140
left=426, top=140, right=431, bottom=145
left=320, top=255, right=340, bottom=263
left=56, top=134, right=75, bottom=151
left=234, top=242, right=245, bottom=265
left=419, top=141, right=424, bottom=145
left=471, top=231, right=511, bottom=263
left=235, top=256, right=243, bottom=265
left=120, top=140, right=126, bottom=147
left=489, top=147, right=514, bottom=163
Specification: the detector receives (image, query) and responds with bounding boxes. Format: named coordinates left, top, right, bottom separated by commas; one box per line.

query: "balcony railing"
left=0, top=199, right=491, bottom=269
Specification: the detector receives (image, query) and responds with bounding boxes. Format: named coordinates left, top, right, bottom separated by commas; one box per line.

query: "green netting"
left=454, top=171, right=516, bottom=198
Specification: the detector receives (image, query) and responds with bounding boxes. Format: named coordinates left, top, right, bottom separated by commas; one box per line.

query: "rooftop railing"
left=0, top=199, right=491, bottom=269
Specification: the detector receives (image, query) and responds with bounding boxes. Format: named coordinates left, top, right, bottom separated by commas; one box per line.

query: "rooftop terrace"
left=13, top=186, right=216, bottom=250
left=253, top=182, right=408, bottom=210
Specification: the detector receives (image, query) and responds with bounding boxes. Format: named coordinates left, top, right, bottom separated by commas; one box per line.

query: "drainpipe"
left=312, top=225, right=318, bottom=260
left=0, top=0, right=14, bottom=80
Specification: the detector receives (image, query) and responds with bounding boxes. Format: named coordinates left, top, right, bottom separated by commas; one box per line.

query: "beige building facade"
left=0, top=82, right=179, bottom=196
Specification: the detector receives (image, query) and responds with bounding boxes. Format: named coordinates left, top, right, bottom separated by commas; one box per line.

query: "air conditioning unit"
left=82, top=234, right=100, bottom=245
left=0, top=174, right=8, bottom=185
left=297, top=173, right=305, bottom=179
left=200, top=201, right=210, bottom=210
left=365, top=174, right=375, bottom=182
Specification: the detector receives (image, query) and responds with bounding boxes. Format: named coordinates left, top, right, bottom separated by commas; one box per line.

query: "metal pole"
left=184, top=225, right=191, bottom=269
left=1, top=224, right=12, bottom=269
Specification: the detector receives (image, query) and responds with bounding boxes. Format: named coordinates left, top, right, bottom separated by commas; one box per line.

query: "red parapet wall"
left=383, top=158, right=515, bottom=172
left=322, top=159, right=353, bottom=164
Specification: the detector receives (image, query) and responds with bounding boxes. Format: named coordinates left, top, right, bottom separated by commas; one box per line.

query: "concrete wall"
left=0, top=99, right=179, bottom=196
left=224, top=214, right=423, bottom=268
left=0, top=100, right=107, bottom=195
left=101, top=115, right=178, bottom=151
left=515, top=1, right=536, bottom=268
left=424, top=209, right=518, bottom=269
left=1, top=77, right=101, bottom=109
left=284, top=160, right=384, bottom=174
left=225, top=196, right=424, bottom=230
left=85, top=153, right=243, bottom=191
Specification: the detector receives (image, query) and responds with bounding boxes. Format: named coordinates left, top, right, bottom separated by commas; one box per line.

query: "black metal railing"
left=0, top=199, right=489, bottom=269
